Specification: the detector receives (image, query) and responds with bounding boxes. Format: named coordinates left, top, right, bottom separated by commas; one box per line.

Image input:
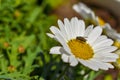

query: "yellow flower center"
left=117, top=58, right=120, bottom=64
left=113, top=40, right=120, bottom=48
left=98, top=17, right=105, bottom=26
left=68, top=39, right=94, bottom=60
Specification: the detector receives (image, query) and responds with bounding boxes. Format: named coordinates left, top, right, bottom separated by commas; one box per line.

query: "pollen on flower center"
left=68, top=39, right=94, bottom=60
left=98, top=17, right=105, bottom=26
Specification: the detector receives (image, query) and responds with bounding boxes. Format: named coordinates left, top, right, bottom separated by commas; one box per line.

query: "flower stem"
left=57, top=64, right=69, bottom=80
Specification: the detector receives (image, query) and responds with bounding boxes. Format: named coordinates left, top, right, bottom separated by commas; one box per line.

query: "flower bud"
left=8, top=65, right=15, bottom=72
left=18, top=45, right=25, bottom=53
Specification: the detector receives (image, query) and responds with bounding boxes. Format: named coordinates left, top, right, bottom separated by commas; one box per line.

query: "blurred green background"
left=0, top=0, right=61, bottom=79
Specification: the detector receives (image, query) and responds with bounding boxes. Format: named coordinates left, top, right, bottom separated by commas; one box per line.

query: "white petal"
left=103, top=23, right=120, bottom=40
left=84, top=25, right=93, bottom=37
left=98, top=52, right=118, bottom=58
left=69, top=55, right=78, bottom=66
left=78, top=20, right=85, bottom=36
left=73, top=3, right=95, bottom=20
left=50, top=26, right=67, bottom=42
left=92, top=60, right=108, bottom=70
left=93, top=35, right=107, bottom=45
left=91, top=59, right=114, bottom=70
left=73, top=3, right=80, bottom=13
left=50, top=26, right=60, bottom=34
left=94, top=46, right=117, bottom=53
left=95, top=52, right=118, bottom=58
left=78, top=59, right=99, bottom=71
left=94, top=53, right=118, bottom=62
left=87, top=26, right=102, bottom=45
left=61, top=54, right=69, bottom=63
left=55, top=33, right=71, bottom=54
left=58, top=20, right=68, bottom=40
left=101, top=57, right=117, bottom=62
left=46, top=33, right=55, bottom=38
left=104, top=63, right=114, bottom=68
left=50, top=46, right=62, bottom=54
left=71, top=17, right=79, bottom=38
left=93, top=39, right=113, bottom=49
left=64, top=18, right=72, bottom=40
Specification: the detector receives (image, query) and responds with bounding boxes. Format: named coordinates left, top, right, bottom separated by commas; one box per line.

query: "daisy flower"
left=47, top=17, right=118, bottom=71
left=73, top=2, right=120, bottom=40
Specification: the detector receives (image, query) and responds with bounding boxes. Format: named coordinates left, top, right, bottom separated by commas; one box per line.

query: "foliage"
left=0, top=0, right=58, bottom=79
